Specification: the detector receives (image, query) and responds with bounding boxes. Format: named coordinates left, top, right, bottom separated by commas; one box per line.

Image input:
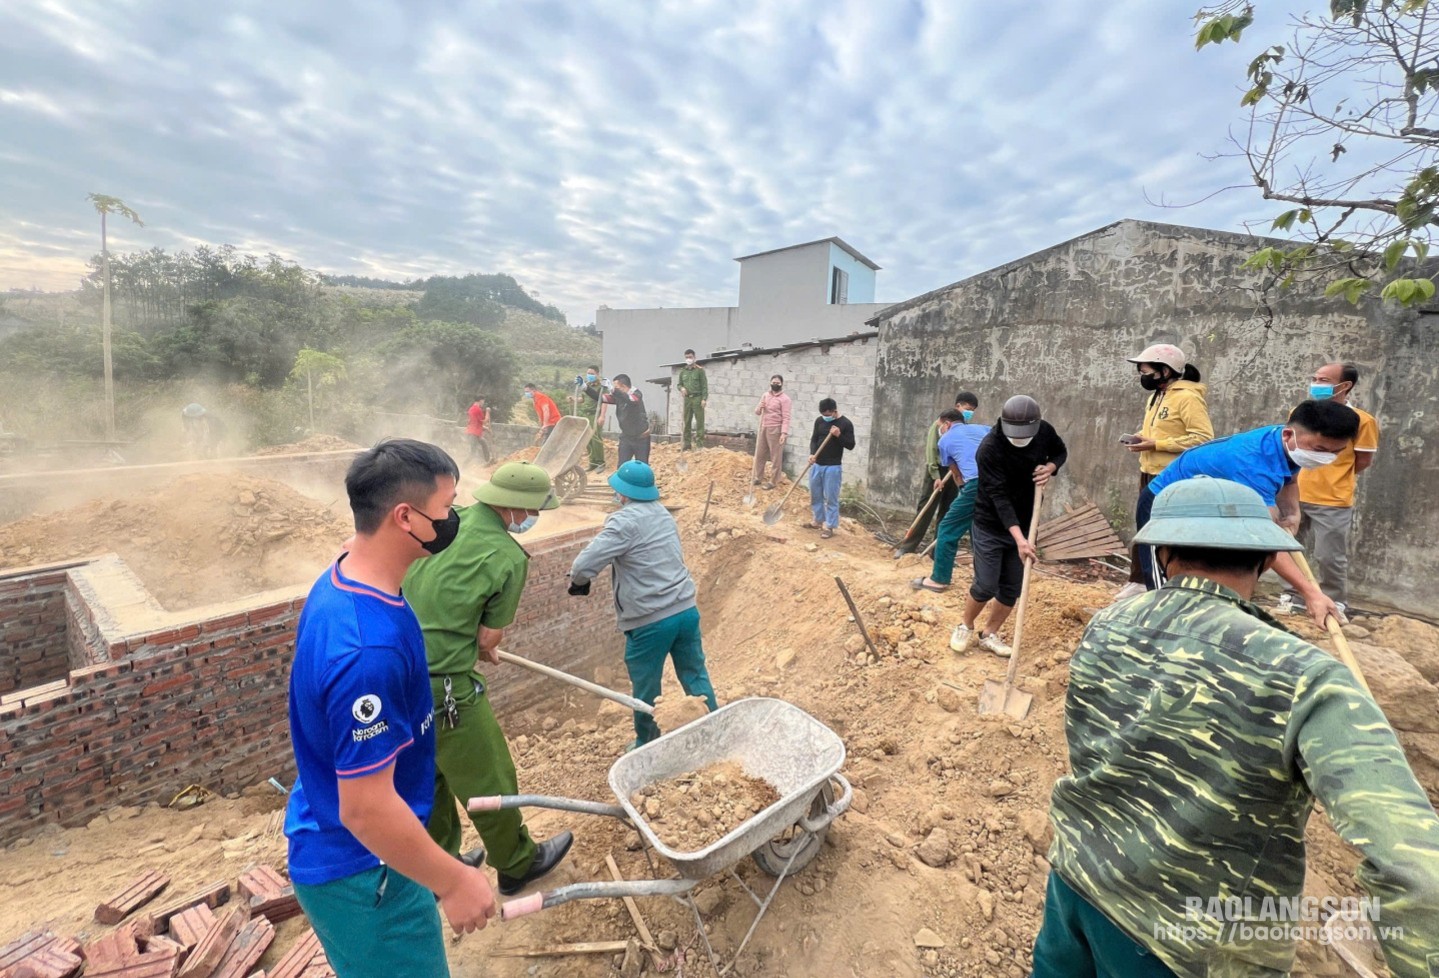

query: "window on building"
left=830, top=266, right=849, bottom=304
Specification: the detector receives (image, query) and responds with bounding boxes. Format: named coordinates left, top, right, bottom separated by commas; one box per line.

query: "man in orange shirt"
left=465, top=397, right=491, bottom=465
left=1291, top=362, right=1379, bottom=615
left=523, top=383, right=561, bottom=445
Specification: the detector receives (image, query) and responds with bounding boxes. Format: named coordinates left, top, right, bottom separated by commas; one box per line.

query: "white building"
left=596, top=237, right=890, bottom=423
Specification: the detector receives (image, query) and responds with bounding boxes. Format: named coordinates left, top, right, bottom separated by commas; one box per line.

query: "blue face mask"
left=523, top=391, right=534, bottom=399
left=961, top=409, right=974, bottom=421
left=821, top=414, right=835, bottom=422
left=508, top=513, right=538, bottom=533
left=586, top=373, right=597, bottom=382
left=1309, top=383, right=1335, bottom=400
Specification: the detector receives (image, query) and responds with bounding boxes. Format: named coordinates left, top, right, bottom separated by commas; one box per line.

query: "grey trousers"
left=1298, top=502, right=1355, bottom=605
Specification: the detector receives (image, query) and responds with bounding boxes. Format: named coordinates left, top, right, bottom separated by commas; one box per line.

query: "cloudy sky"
left=0, top=0, right=1307, bottom=324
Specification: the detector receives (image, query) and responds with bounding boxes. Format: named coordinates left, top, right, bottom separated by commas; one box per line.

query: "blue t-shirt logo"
left=352, top=694, right=382, bottom=724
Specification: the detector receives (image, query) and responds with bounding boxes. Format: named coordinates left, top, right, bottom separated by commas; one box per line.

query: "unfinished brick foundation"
left=0, top=525, right=620, bottom=846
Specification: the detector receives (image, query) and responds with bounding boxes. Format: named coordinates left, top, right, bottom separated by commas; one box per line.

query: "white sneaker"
left=1113, top=582, right=1146, bottom=602
left=1275, top=594, right=1297, bottom=616
left=949, top=624, right=972, bottom=653
left=979, top=632, right=1013, bottom=658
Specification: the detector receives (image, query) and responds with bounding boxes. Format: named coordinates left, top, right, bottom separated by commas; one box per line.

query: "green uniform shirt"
left=1049, top=576, right=1439, bottom=978
left=923, top=421, right=942, bottom=480
left=580, top=379, right=603, bottom=419
left=401, top=503, right=529, bottom=676
left=677, top=364, right=707, bottom=400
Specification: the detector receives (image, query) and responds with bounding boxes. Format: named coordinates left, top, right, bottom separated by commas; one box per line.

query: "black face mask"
left=770, top=383, right=782, bottom=392
left=409, top=506, right=460, bottom=555
left=1138, top=373, right=1163, bottom=391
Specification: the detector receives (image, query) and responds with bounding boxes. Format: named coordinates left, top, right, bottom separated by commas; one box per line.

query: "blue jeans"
left=809, top=464, right=842, bottom=528
left=294, top=865, right=449, bottom=978
left=624, top=606, right=718, bottom=744
left=1032, top=872, right=1177, bottom=977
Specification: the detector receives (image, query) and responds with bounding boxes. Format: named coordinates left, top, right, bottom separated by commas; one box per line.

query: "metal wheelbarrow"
left=533, top=415, right=594, bottom=503
left=469, top=697, right=851, bottom=973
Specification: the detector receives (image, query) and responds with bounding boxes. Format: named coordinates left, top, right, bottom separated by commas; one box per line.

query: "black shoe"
left=458, top=846, right=486, bottom=869
left=498, top=831, right=574, bottom=896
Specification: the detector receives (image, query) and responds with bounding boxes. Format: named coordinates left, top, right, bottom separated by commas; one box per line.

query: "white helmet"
left=1126, top=343, right=1186, bottom=375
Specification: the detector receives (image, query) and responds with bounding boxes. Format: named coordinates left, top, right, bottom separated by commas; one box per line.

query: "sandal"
left=820, top=527, right=834, bottom=539
left=909, top=578, right=950, bottom=593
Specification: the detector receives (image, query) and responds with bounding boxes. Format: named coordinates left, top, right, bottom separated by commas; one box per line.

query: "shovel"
left=893, top=471, right=954, bottom=558
left=978, top=485, right=1045, bottom=718
left=763, top=429, right=836, bottom=525
left=676, top=455, right=689, bottom=474
left=1289, top=553, right=1371, bottom=694
left=497, top=650, right=654, bottom=714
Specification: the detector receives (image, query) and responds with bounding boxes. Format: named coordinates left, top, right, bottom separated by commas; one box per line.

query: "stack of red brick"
left=0, top=863, right=329, bottom=978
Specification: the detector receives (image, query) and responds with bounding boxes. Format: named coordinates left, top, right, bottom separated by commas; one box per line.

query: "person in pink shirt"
left=752, top=374, right=791, bottom=489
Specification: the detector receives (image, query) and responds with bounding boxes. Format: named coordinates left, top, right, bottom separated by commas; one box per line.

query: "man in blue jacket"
left=567, top=460, right=718, bottom=748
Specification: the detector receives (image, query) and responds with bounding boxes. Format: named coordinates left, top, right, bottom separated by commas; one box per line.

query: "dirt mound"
left=0, top=473, right=350, bottom=610
left=634, top=762, right=780, bottom=851
left=498, top=445, right=541, bottom=465
left=252, top=435, right=362, bottom=456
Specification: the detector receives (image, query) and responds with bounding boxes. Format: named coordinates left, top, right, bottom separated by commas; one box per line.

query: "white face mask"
left=1007, top=436, right=1033, bottom=448
left=1287, top=446, right=1338, bottom=469
left=685, top=359, right=695, bottom=365
left=508, top=513, right=538, bottom=533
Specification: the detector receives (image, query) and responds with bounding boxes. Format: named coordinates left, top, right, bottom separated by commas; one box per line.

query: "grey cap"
left=999, top=394, right=1042, bottom=439
left=1134, top=477, right=1302, bottom=552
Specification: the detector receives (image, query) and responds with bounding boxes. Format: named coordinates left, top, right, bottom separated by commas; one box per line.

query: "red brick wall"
left=0, top=529, right=618, bottom=844
left=0, top=569, right=74, bottom=697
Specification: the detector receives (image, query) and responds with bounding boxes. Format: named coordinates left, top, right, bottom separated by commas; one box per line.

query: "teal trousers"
left=295, top=865, right=449, bottom=978
left=624, top=606, right=717, bottom=743
left=1032, top=871, right=1178, bottom=977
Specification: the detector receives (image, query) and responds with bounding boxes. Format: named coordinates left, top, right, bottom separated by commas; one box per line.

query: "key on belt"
left=441, top=677, right=460, bottom=729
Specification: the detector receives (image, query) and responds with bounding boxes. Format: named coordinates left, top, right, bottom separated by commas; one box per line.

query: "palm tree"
left=87, top=193, right=144, bottom=441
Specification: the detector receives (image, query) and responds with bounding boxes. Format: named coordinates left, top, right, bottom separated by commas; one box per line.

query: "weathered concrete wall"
left=868, top=219, right=1437, bottom=616
left=667, top=334, right=879, bottom=486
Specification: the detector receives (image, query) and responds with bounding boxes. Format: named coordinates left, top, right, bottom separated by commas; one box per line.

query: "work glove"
left=567, top=578, right=591, bottom=596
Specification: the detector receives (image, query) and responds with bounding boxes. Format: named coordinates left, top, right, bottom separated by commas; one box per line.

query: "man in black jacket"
left=951, top=394, right=1066, bottom=657
left=806, top=398, right=856, bottom=540
left=603, top=374, right=651, bottom=464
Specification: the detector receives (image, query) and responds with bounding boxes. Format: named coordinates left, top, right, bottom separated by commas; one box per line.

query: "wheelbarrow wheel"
left=554, top=466, right=587, bottom=501
left=750, top=780, right=834, bottom=877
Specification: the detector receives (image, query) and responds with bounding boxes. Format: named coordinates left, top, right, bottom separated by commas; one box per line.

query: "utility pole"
left=87, top=194, right=143, bottom=443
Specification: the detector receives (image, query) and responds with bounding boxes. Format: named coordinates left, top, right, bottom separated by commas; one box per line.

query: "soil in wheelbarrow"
left=631, top=761, right=781, bottom=852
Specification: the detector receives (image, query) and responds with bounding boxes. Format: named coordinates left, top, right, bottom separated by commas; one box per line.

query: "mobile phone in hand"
left=1119, top=434, right=1142, bottom=445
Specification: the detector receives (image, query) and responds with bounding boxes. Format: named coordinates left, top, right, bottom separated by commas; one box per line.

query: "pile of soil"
left=632, top=762, right=780, bottom=851
left=252, top=435, right=362, bottom=456
left=0, top=473, right=351, bottom=610
left=2, top=445, right=1435, bottom=978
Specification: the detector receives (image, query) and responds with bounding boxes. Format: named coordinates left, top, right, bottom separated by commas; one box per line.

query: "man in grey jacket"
left=568, top=460, right=718, bottom=748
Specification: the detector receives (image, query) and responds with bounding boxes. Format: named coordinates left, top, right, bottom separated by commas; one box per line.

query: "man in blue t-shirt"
left=285, top=439, right=495, bottom=977
left=1141, top=400, right=1358, bottom=627
left=911, top=408, right=991, bottom=593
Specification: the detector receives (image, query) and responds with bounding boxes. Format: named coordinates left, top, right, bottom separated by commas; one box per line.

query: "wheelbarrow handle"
left=468, top=794, right=629, bottom=820
left=501, top=879, right=699, bottom=921
left=797, top=773, right=852, bottom=834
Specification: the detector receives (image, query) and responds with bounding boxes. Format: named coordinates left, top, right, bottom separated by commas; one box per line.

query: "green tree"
left=1195, top=1, right=1438, bottom=305
left=289, top=348, right=347, bottom=431
left=87, top=193, right=144, bottom=437
left=374, top=320, right=519, bottom=419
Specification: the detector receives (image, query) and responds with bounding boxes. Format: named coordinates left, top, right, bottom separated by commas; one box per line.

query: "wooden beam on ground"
left=604, top=854, right=664, bottom=972
left=491, top=941, right=630, bottom=959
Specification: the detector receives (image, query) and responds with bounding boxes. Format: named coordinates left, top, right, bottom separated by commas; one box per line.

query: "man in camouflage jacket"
left=1035, top=477, right=1439, bottom=978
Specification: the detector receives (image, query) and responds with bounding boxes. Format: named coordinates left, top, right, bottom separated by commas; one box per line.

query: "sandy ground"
left=2, top=443, right=1436, bottom=977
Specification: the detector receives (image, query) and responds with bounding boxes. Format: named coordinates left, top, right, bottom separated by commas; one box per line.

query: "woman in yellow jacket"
left=1115, top=343, right=1214, bottom=597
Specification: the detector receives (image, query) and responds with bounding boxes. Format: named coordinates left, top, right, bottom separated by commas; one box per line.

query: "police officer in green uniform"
left=1035, top=477, right=1439, bottom=978
left=402, top=461, right=575, bottom=895
left=577, top=365, right=606, bottom=472
left=677, top=349, right=707, bottom=451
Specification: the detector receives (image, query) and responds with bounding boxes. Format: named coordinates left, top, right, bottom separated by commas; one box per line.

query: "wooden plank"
left=1044, top=534, right=1125, bottom=556
left=175, top=906, right=246, bottom=978
left=96, top=871, right=171, bottom=925
left=603, top=854, right=664, bottom=972
left=492, top=941, right=629, bottom=959
left=1042, top=525, right=1123, bottom=549
left=1037, top=506, right=1103, bottom=538
left=144, top=881, right=231, bottom=932
left=1039, top=520, right=1117, bottom=547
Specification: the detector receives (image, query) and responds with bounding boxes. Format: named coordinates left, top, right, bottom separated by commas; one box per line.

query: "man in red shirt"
left=465, top=397, right=491, bottom=465
left=523, top=383, right=561, bottom=445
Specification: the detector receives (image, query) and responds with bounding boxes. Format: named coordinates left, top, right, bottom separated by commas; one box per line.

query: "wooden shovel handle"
left=900, top=471, right=954, bottom=543
left=774, top=428, right=837, bottom=509
left=999, top=484, right=1045, bottom=690
left=1290, top=552, right=1370, bottom=693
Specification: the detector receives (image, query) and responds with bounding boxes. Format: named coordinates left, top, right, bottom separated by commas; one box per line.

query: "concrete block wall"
left=0, top=568, right=72, bottom=697
left=0, top=525, right=619, bottom=844
left=668, top=336, right=879, bottom=487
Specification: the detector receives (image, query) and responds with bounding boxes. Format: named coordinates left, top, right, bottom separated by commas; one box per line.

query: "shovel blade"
left=676, top=460, right=689, bottom=473
left=978, top=679, right=1032, bottom=719
left=762, top=504, right=784, bottom=525
left=741, top=492, right=756, bottom=506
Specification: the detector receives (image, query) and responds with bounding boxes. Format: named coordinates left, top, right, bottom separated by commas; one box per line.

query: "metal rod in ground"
left=834, top=576, right=879, bottom=659
left=701, top=480, right=715, bottom=523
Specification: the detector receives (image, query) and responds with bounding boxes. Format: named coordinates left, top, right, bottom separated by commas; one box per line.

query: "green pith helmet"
left=1134, top=477, right=1302, bottom=552
left=473, top=462, right=559, bottom=510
